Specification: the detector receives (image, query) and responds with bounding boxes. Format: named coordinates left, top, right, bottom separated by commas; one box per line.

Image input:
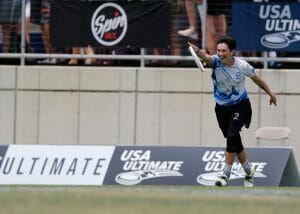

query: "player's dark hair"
left=217, top=36, right=237, bottom=51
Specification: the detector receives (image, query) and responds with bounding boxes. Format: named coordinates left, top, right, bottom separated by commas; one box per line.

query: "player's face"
left=217, top=43, right=233, bottom=65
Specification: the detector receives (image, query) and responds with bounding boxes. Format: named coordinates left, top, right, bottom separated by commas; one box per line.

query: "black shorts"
left=207, top=0, right=231, bottom=16
left=30, top=0, right=50, bottom=25
left=0, top=0, right=21, bottom=24
left=215, top=98, right=252, bottom=138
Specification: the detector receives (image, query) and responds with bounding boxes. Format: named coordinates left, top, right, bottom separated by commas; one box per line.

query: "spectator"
left=168, top=0, right=184, bottom=65
left=147, top=0, right=184, bottom=66
left=0, top=25, right=12, bottom=53
left=206, top=0, right=231, bottom=54
left=68, top=46, right=95, bottom=65
left=0, top=0, right=21, bottom=53
left=31, top=0, right=56, bottom=64
left=177, top=0, right=202, bottom=40
left=16, top=0, right=32, bottom=53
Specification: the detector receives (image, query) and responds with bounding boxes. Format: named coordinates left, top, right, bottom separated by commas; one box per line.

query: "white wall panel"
left=79, top=93, right=120, bottom=145
left=15, top=91, right=39, bottom=144
left=159, top=94, right=202, bottom=146
left=1, top=66, right=300, bottom=169
left=80, top=67, right=136, bottom=91
left=200, top=94, right=224, bottom=147
left=135, top=93, right=161, bottom=145
left=0, top=91, right=15, bottom=144
left=17, top=67, right=40, bottom=89
left=39, top=67, right=79, bottom=90
left=39, top=92, right=79, bottom=144
left=118, top=93, right=135, bottom=145
left=0, top=66, right=15, bottom=89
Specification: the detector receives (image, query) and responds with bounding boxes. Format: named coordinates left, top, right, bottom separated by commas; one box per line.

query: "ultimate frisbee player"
left=188, top=36, right=277, bottom=187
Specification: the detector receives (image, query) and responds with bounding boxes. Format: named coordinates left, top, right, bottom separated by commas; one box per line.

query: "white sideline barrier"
left=0, top=145, right=299, bottom=186
left=0, top=66, right=300, bottom=169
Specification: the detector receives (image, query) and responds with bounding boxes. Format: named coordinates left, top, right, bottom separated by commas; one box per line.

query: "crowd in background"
left=0, top=0, right=299, bottom=68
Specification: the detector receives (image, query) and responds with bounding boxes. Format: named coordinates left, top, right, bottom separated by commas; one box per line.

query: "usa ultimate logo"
left=196, top=150, right=267, bottom=186
left=115, top=150, right=183, bottom=185
left=259, top=4, right=300, bottom=49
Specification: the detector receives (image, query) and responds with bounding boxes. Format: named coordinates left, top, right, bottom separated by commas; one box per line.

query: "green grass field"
left=1, top=186, right=300, bottom=214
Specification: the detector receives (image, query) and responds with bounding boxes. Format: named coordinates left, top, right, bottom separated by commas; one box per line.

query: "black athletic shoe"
left=215, top=174, right=229, bottom=187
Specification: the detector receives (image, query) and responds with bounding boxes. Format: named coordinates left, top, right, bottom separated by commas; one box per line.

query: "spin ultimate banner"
left=50, top=0, right=171, bottom=48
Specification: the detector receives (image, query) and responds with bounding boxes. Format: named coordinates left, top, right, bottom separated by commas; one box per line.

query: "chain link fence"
left=0, top=0, right=299, bottom=68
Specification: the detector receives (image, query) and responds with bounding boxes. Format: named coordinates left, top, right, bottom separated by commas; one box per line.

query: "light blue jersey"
left=211, top=55, right=256, bottom=106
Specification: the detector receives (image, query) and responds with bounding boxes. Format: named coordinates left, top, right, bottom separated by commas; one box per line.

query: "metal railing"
left=0, top=51, right=300, bottom=69
left=0, top=0, right=299, bottom=68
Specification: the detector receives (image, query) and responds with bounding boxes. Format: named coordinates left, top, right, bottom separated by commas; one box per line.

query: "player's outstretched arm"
left=187, top=42, right=214, bottom=66
left=251, top=74, right=277, bottom=106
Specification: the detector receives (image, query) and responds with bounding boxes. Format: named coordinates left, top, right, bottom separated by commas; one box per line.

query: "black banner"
left=50, top=0, right=171, bottom=48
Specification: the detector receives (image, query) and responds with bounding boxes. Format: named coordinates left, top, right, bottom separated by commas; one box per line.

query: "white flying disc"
left=188, top=46, right=205, bottom=72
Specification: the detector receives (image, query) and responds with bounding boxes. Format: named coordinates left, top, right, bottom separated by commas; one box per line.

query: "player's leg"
left=214, top=104, right=231, bottom=186
left=228, top=99, right=255, bottom=186
left=236, top=150, right=251, bottom=175
left=237, top=150, right=255, bottom=187
left=217, top=151, right=234, bottom=186
left=215, top=134, right=241, bottom=186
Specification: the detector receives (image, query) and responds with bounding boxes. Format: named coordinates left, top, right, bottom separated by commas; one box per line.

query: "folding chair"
left=255, top=126, right=291, bottom=146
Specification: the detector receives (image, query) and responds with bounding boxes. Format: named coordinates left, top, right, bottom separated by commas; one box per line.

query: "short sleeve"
left=212, top=55, right=219, bottom=69
left=239, top=59, right=256, bottom=78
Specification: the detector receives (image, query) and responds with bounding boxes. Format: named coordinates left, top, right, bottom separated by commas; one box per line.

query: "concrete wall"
left=0, top=65, right=299, bottom=167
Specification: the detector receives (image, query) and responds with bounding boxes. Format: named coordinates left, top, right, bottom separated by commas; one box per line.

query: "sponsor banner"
left=103, top=146, right=299, bottom=186
left=0, top=145, right=9, bottom=168
left=0, top=145, right=115, bottom=185
left=51, top=0, right=171, bottom=48
left=1, top=145, right=298, bottom=186
left=103, top=147, right=189, bottom=185
left=232, top=2, right=300, bottom=51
